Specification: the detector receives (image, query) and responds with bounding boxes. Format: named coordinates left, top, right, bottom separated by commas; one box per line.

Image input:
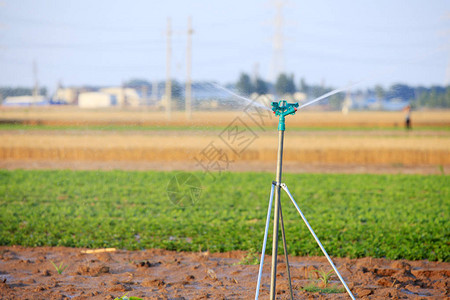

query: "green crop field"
left=0, top=170, right=448, bottom=261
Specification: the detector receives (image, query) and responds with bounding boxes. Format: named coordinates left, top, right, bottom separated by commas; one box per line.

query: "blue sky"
left=0, top=0, right=448, bottom=91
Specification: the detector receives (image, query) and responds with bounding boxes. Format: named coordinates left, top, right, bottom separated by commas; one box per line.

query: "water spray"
left=209, top=82, right=271, bottom=111
left=255, top=100, right=355, bottom=300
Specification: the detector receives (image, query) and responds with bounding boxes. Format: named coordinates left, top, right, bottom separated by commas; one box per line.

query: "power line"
left=1, top=15, right=158, bottom=33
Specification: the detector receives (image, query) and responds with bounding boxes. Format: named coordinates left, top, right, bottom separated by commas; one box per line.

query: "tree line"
left=1, top=76, right=449, bottom=109
left=235, top=72, right=450, bottom=108
left=0, top=87, right=47, bottom=100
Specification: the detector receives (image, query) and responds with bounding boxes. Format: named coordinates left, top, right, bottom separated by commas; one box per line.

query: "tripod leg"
left=278, top=200, right=294, bottom=300
left=281, top=184, right=356, bottom=300
left=255, top=183, right=275, bottom=300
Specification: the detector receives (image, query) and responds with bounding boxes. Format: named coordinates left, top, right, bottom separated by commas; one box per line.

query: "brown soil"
left=0, top=246, right=448, bottom=299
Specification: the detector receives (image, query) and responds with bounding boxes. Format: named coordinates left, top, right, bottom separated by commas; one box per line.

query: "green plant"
left=313, top=268, right=334, bottom=287
left=302, top=283, right=345, bottom=294
left=0, top=170, right=448, bottom=261
left=302, top=268, right=345, bottom=294
left=49, top=260, right=68, bottom=274
left=114, top=292, right=142, bottom=300
left=237, top=250, right=260, bottom=265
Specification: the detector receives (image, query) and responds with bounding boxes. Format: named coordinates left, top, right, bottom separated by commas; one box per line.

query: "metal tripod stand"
left=254, top=101, right=355, bottom=300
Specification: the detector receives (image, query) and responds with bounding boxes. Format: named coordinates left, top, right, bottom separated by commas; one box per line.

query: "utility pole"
left=152, top=80, right=158, bottom=103
left=253, top=62, right=260, bottom=83
left=32, top=59, right=39, bottom=104
left=185, top=16, right=193, bottom=120
left=121, top=81, right=127, bottom=107
left=271, top=0, right=287, bottom=82
left=141, top=85, right=148, bottom=106
left=443, top=13, right=450, bottom=86
left=445, top=53, right=450, bottom=86
left=165, top=17, right=172, bottom=120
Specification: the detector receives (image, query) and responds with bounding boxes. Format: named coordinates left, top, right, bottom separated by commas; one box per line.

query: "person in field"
left=403, top=104, right=411, bottom=130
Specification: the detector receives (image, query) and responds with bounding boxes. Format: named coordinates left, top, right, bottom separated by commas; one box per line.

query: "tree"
left=254, top=78, right=268, bottom=95
left=425, top=86, right=450, bottom=108
left=275, top=73, right=296, bottom=95
left=374, top=85, right=385, bottom=100
left=310, top=85, right=329, bottom=99
left=124, top=78, right=151, bottom=88
left=386, top=84, right=415, bottom=101
left=328, top=93, right=345, bottom=110
left=171, top=80, right=184, bottom=110
left=444, top=86, right=450, bottom=108
left=299, top=78, right=308, bottom=93
left=0, top=87, right=47, bottom=97
left=236, top=73, right=254, bottom=96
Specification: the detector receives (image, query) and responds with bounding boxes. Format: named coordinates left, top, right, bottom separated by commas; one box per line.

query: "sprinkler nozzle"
left=271, top=100, right=299, bottom=131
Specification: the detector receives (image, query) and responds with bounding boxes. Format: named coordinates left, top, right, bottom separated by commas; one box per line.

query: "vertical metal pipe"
left=255, top=183, right=275, bottom=300
left=269, top=130, right=284, bottom=299
left=279, top=201, right=294, bottom=300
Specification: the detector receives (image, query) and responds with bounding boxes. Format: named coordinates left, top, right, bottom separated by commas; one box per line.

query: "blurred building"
left=2, top=95, right=48, bottom=106
left=78, top=92, right=117, bottom=108
left=341, top=93, right=353, bottom=114
left=293, top=92, right=307, bottom=102
left=100, top=87, right=140, bottom=107
left=53, top=87, right=79, bottom=104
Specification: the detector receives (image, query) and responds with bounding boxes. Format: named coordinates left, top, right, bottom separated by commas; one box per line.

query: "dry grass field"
left=1, top=131, right=449, bottom=164
left=1, top=107, right=449, bottom=173
left=1, top=106, right=449, bottom=128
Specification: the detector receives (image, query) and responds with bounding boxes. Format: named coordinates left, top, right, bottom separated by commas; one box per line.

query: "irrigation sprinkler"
left=255, top=100, right=355, bottom=300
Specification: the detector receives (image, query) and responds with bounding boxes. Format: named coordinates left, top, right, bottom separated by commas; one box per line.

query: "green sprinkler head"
left=271, top=100, right=299, bottom=131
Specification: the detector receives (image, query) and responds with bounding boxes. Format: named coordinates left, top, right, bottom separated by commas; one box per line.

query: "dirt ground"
left=0, top=246, right=448, bottom=300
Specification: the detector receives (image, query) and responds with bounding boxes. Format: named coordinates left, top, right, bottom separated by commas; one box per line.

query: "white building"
left=78, top=92, right=117, bottom=108
left=100, top=87, right=141, bottom=107
left=53, top=88, right=79, bottom=104
left=2, top=96, right=47, bottom=106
